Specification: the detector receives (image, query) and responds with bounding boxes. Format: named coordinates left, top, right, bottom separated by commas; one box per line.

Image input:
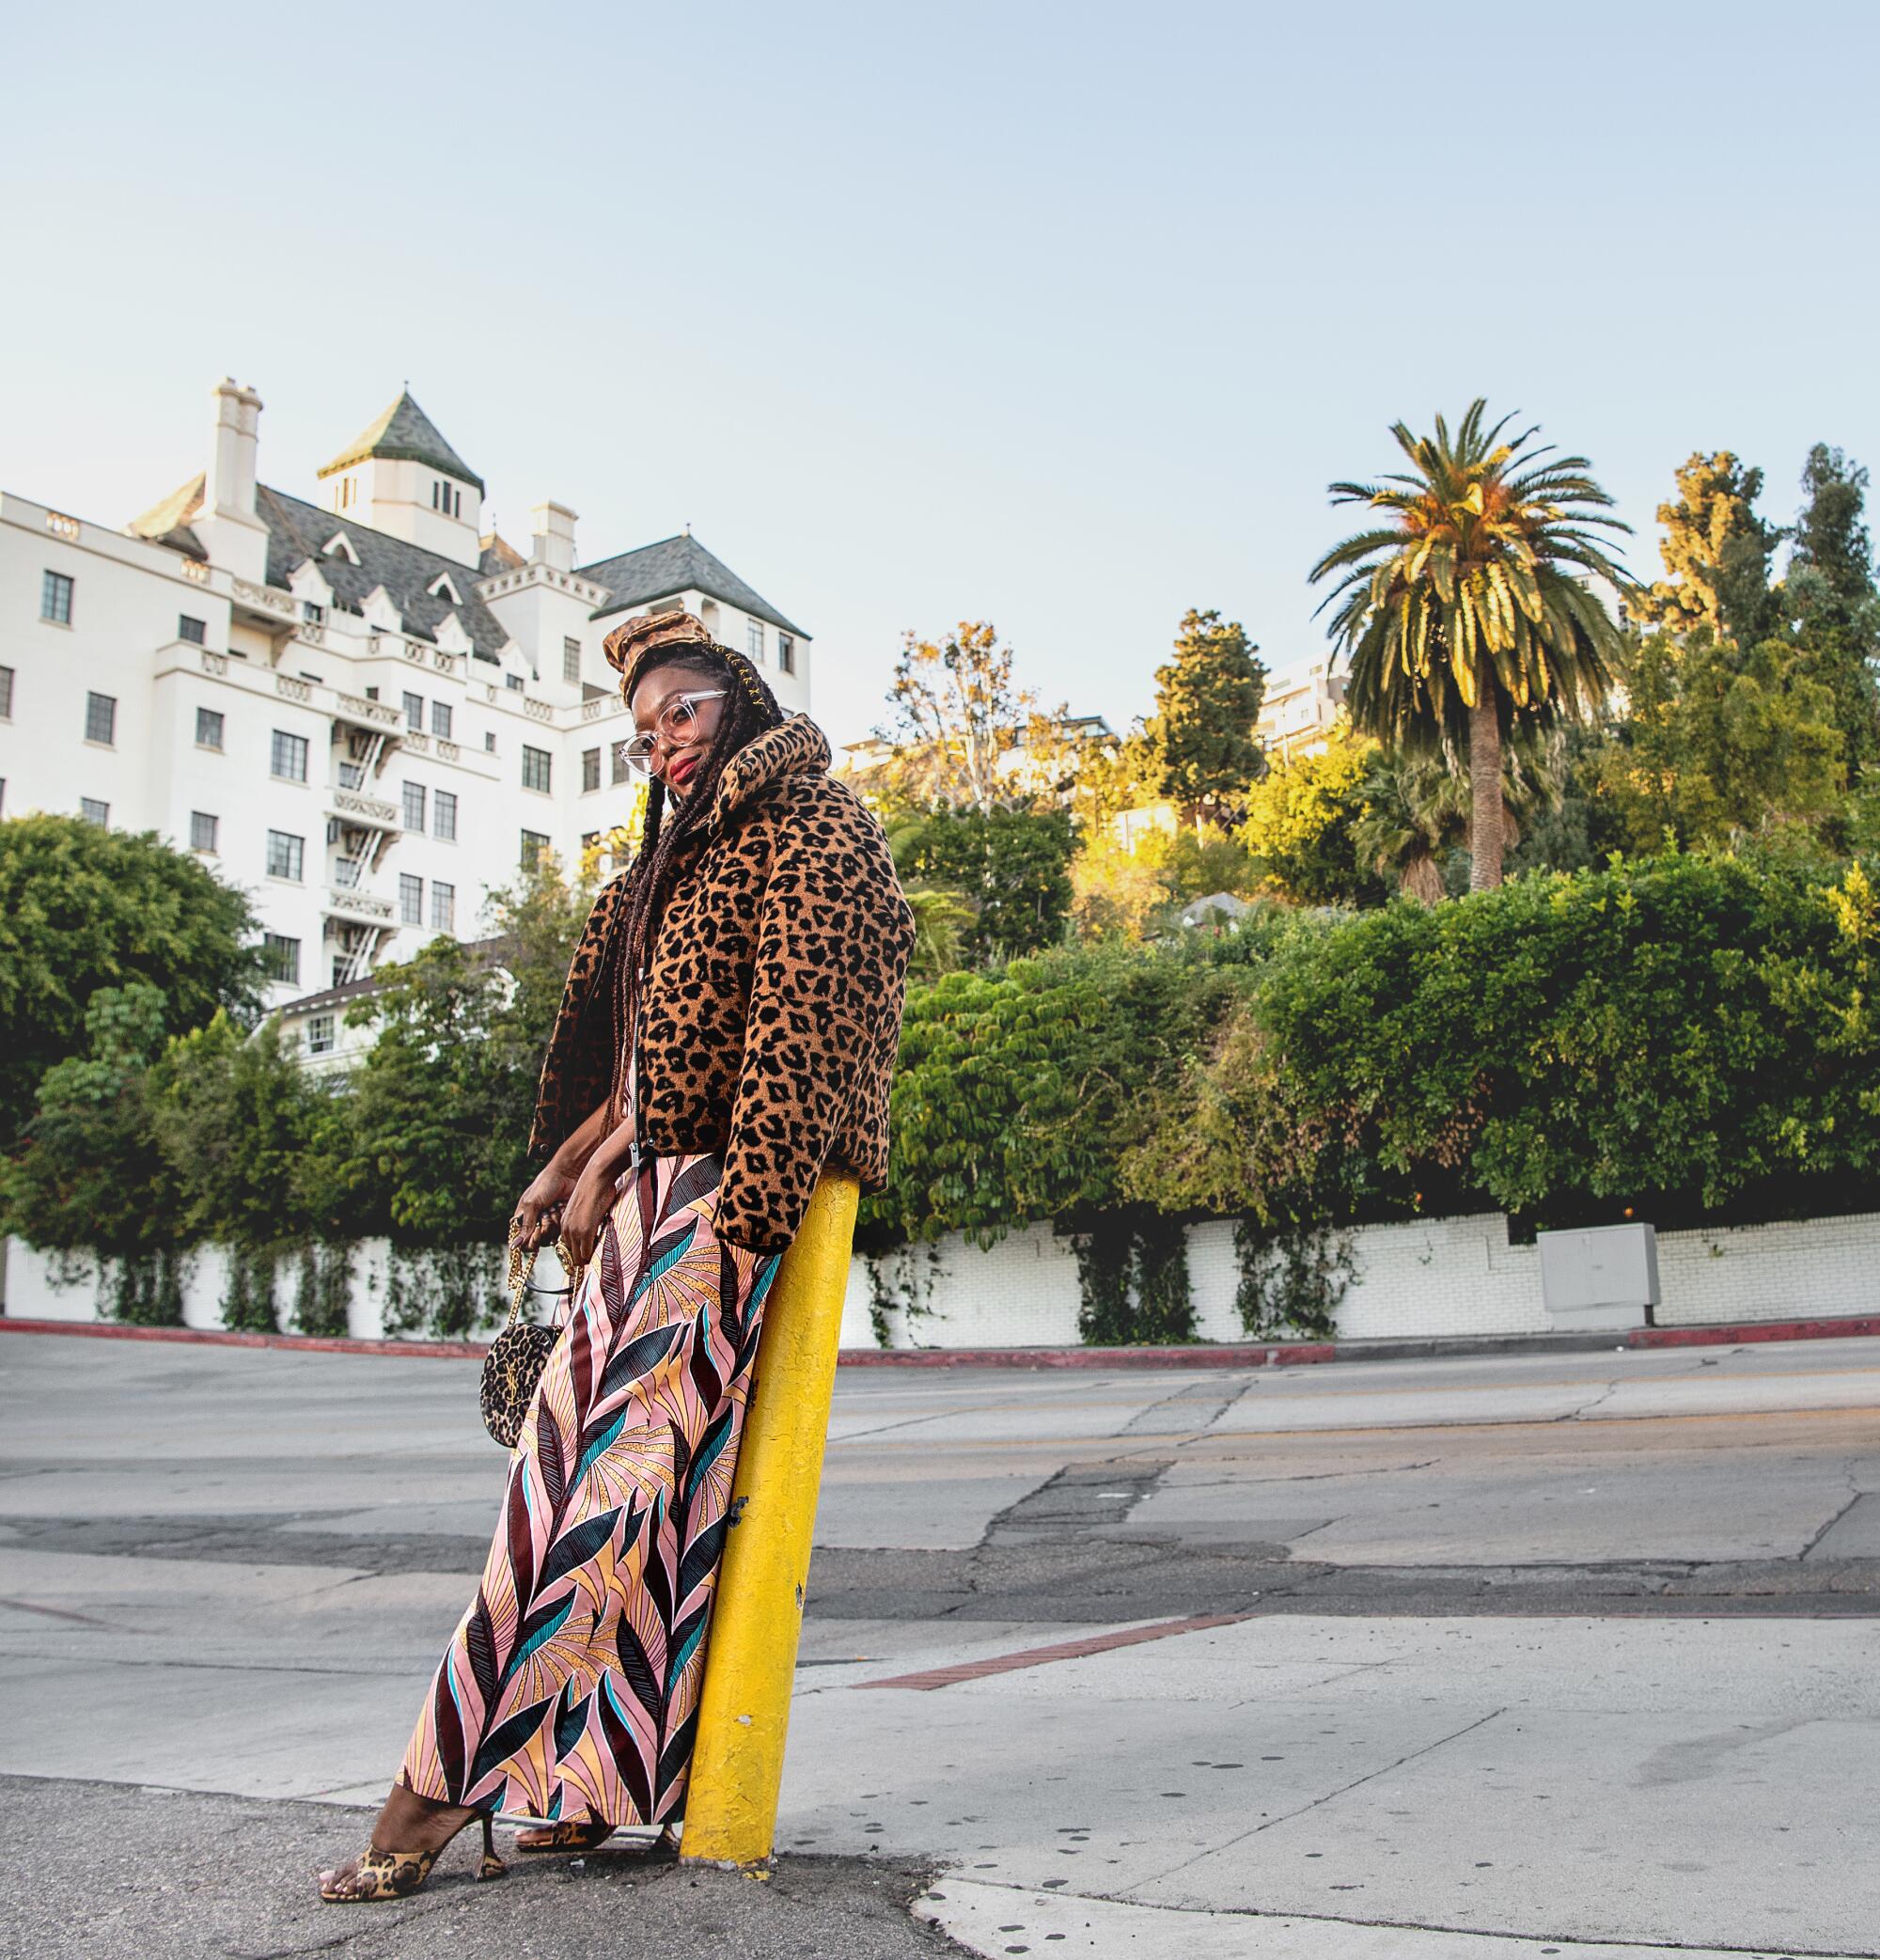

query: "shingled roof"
left=257, top=486, right=512, bottom=663
left=126, top=473, right=209, bottom=560
left=318, top=390, right=485, bottom=495
left=579, top=532, right=807, bottom=637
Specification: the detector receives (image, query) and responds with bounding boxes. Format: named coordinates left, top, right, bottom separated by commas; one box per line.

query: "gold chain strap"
left=504, top=1220, right=575, bottom=1331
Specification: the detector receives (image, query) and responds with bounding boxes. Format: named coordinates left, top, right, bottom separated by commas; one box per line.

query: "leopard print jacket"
left=530, top=715, right=916, bottom=1253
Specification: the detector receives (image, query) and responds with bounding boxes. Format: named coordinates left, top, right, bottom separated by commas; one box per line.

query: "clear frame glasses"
left=616, top=689, right=727, bottom=776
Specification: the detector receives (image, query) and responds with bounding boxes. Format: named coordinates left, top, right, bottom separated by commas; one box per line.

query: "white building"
left=0, top=379, right=812, bottom=1013
left=1255, top=661, right=1346, bottom=760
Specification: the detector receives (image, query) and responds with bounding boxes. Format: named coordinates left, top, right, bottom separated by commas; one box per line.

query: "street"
left=1, top=1332, right=1876, bottom=1956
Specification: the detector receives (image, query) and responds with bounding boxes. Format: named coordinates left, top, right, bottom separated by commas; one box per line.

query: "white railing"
left=401, top=731, right=431, bottom=755
left=332, top=790, right=400, bottom=827
left=326, top=887, right=394, bottom=920
left=234, top=578, right=295, bottom=618
left=435, top=738, right=460, bottom=761
left=525, top=697, right=553, bottom=722
left=335, top=692, right=400, bottom=729
left=180, top=558, right=209, bottom=585
left=275, top=675, right=313, bottom=703
left=45, top=510, right=80, bottom=541
left=200, top=651, right=229, bottom=677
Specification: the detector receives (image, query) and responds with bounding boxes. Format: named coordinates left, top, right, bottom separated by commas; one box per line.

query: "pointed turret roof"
left=318, top=390, right=484, bottom=494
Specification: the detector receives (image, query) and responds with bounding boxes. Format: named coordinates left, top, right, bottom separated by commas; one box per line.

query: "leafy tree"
left=1636, top=451, right=1783, bottom=646
left=876, top=621, right=1043, bottom=812
left=0, top=983, right=184, bottom=1262
left=1783, top=444, right=1880, bottom=772
left=904, top=886, right=977, bottom=982
left=896, top=805, right=1076, bottom=963
left=0, top=816, right=260, bottom=1143
left=149, top=1012, right=321, bottom=1247
left=1148, top=608, right=1267, bottom=822
left=1238, top=726, right=1386, bottom=907
left=1310, top=401, right=1632, bottom=889
left=1590, top=629, right=1845, bottom=851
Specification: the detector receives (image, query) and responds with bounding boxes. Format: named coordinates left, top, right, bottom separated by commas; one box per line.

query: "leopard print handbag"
left=480, top=1224, right=572, bottom=1449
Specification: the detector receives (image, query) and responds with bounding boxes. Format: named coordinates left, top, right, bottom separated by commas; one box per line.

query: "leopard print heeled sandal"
left=319, top=1811, right=507, bottom=1902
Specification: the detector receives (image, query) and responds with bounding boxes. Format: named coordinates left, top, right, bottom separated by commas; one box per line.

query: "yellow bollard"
left=682, top=1169, right=860, bottom=1866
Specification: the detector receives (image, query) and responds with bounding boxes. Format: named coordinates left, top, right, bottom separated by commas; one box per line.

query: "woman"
left=320, top=609, right=914, bottom=1902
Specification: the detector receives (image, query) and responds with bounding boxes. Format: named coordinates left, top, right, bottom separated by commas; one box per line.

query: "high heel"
left=319, top=1811, right=507, bottom=1903
left=514, top=1818, right=617, bottom=1855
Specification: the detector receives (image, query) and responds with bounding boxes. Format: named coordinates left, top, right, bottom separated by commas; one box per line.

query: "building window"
left=611, top=742, right=631, bottom=785
left=41, top=570, right=73, bottom=624
left=266, top=830, right=305, bottom=882
left=85, top=692, right=117, bottom=745
left=522, top=745, right=552, bottom=792
left=563, top=636, right=582, bottom=684
left=505, top=673, right=525, bottom=693
left=582, top=746, right=601, bottom=792
left=485, top=730, right=497, bottom=752
left=777, top=633, right=795, bottom=675
left=262, top=933, right=301, bottom=985
left=179, top=615, right=207, bottom=645
left=581, top=829, right=600, bottom=860
left=303, top=601, right=326, bottom=626
left=403, top=691, right=423, bottom=731
left=81, top=797, right=109, bottom=826
left=271, top=730, right=308, bottom=781
left=746, top=619, right=763, bottom=662
left=520, top=828, right=550, bottom=870
left=190, top=811, right=218, bottom=854
left=0, top=666, right=12, bottom=718
left=431, top=881, right=455, bottom=932
left=434, top=789, right=458, bottom=841
left=431, top=700, right=453, bottom=739
left=431, top=479, right=463, bottom=519
left=402, top=782, right=426, bottom=832
left=333, top=856, right=360, bottom=888
left=307, top=1013, right=336, bottom=1056
left=196, top=706, right=223, bottom=749
left=400, top=873, right=423, bottom=924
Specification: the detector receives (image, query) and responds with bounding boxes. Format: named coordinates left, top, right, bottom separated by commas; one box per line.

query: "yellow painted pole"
left=682, top=1169, right=859, bottom=1866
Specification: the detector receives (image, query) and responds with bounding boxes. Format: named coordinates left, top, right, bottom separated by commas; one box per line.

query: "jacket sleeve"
left=715, top=800, right=914, bottom=1252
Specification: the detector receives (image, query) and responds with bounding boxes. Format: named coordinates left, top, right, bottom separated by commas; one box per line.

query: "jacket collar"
left=707, top=713, right=830, bottom=830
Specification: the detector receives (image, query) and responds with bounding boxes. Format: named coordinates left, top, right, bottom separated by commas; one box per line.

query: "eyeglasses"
left=616, top=690, right=727, bottom=776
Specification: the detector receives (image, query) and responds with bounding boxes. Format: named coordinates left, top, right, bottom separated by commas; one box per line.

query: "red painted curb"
left=1631, top=1314, right=1880, bottom=1348
left=833, top=1341, right=1340, bottom=1371
left=0, top=1318, right=488, bottom=1359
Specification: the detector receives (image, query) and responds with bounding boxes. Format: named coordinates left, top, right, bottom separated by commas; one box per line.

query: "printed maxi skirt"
left=400, top=1151, right=780, bottom=1825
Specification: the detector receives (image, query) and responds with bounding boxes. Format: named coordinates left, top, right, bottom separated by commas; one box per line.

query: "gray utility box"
left=1537, top=1223, right=1661, bottom=1332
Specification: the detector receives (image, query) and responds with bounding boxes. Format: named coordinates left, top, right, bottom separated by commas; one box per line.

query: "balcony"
left=324, top=886, right=395, bottom=925
left=334, top=691, right=401, bottom=731
left=329, top=789, right=400, bottom=830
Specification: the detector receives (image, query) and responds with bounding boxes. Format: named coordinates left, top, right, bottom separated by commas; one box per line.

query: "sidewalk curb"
left=3, top=1311, right=1878, bottom=1365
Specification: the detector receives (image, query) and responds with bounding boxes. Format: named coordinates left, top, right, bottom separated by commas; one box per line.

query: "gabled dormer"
left=322, top=530, right=362, bottom=567
left=427, top=570, right=463, bottom=605
left=316, top=390, right=484, bottom=568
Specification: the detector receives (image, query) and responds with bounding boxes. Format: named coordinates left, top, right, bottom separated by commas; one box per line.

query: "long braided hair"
left=611, top=644, right=786, bottom=1121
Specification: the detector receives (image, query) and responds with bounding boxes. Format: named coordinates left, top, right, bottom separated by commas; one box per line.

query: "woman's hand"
left=558, top=1152, right=621, bottom=1271
left=513, top=1163, right=577, bottom=1251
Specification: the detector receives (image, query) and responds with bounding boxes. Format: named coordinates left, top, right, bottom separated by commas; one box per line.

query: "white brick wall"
left=8, top=1206, right=1880, bottom=1346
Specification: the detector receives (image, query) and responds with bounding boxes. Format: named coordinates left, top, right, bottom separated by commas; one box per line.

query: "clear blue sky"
left=5, top=2, right=1877, bottom=749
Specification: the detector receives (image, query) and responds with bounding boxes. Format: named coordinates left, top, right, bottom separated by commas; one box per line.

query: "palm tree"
left=1354, top=731, right=1567, bottom=902
left=1309, top=401, right=1632, bottom=888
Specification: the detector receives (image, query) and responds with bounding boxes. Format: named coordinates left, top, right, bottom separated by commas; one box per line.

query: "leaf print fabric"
left=400, top=1151, right=779, bottom=1824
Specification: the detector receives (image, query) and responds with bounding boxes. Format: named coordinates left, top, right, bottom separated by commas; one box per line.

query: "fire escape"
left=324, top=694, right=404, bottom=986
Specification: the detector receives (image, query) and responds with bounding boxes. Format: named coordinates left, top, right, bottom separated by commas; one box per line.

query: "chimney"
left=209, top=378, right=263, bottom=517
left=530, top=500, right=578, bottom=573
left=201, top=378, right=268, bottom=583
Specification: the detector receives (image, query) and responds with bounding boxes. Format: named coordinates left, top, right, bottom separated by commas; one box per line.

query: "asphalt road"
left=1, top=1331, right=1876, bottom=1956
